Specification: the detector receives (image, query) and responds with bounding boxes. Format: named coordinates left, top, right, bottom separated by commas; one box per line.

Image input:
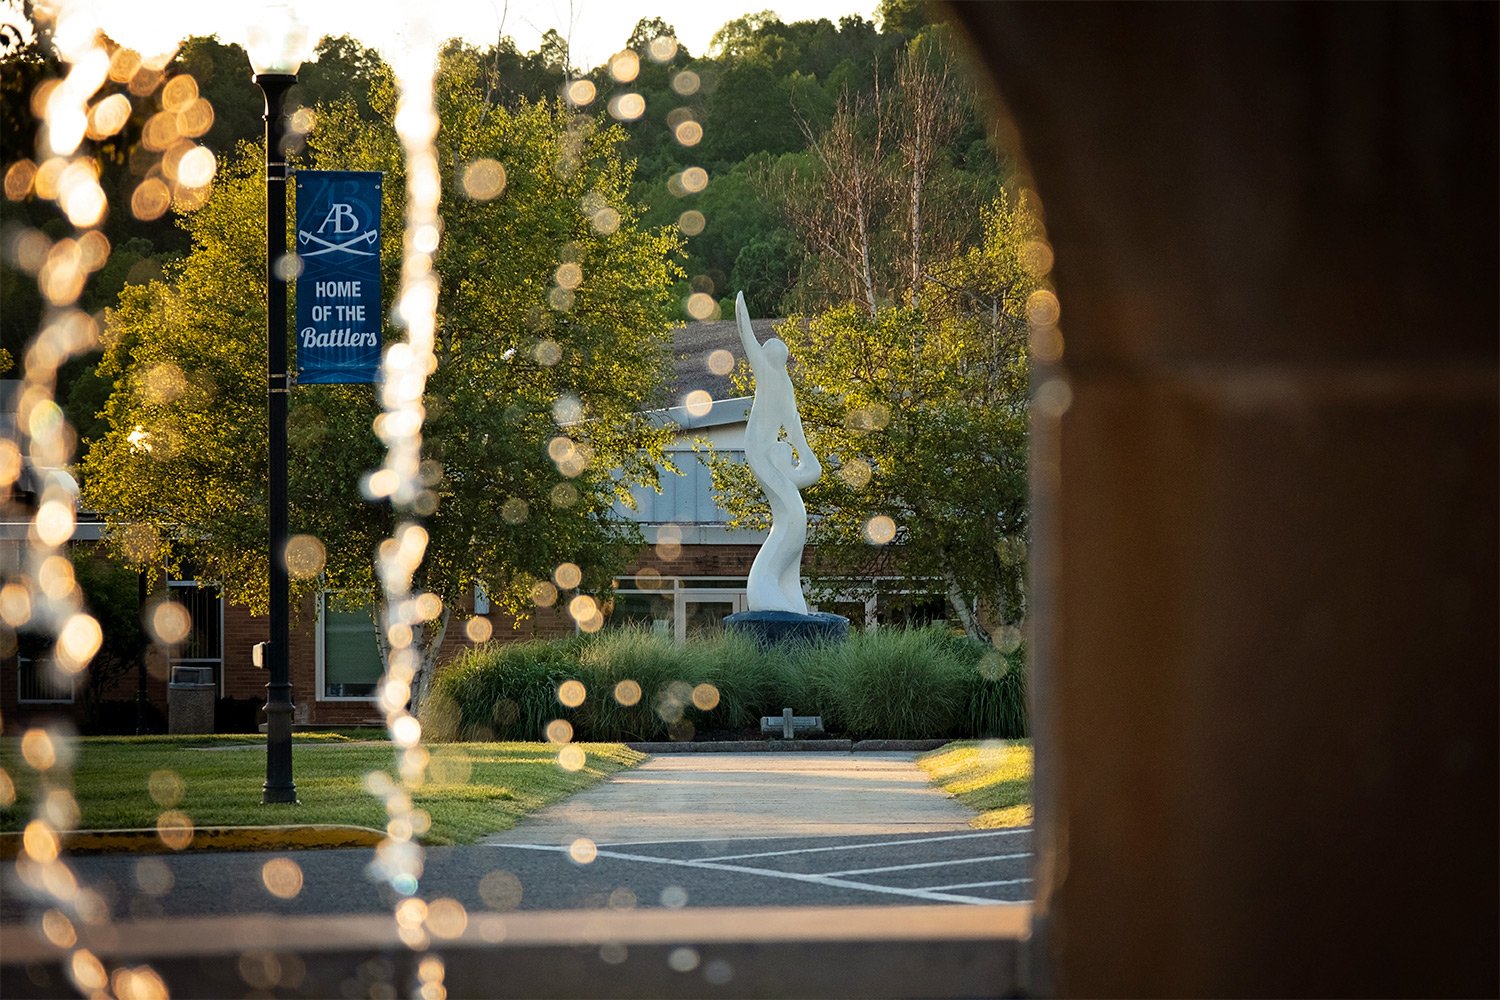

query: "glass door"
left=677, top=590, right=746, bottom=639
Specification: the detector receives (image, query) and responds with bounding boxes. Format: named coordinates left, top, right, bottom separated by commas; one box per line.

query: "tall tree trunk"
left=855, top=196, right=879, bottom=317
left=407, top=604, right=452, bottom=721
left=944, top=569, right=988, bottom=642
left=373, top=599, right=452, bottom=722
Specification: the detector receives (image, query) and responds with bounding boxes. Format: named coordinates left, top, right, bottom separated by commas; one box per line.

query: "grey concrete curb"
left=0, top=824, right=384, bottom=860
left=623, top=739, right=951, bottom=753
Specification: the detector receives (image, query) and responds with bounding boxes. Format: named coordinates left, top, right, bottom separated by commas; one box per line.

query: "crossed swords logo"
left=297, top=229, right=378, bottom=257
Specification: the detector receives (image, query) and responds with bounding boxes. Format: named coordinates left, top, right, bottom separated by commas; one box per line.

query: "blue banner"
left=294, top=170, right=383, bottom=384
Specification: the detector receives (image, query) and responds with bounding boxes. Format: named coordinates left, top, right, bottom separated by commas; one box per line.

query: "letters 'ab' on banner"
left=294, top=171, right=383, bottom=384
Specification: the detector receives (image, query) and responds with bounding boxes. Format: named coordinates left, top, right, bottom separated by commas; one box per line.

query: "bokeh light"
left=154, top=810, right=193, bottom=850
left=706, top=348, right=734, bottom=375
left=464, top=616, right=492, bottom=642
left=683, top=389, right=713, bottom=417
left=553, top=562, right=582, bottom=589
left=567, top=593, right=597, bottom=623
left=426, top=898, right=468, bottom=939
left=608, top=93, right=645, bottom=121
left=147, top=769, right=183, bottom=808
left=647, top=36, right=679, bottom=62
left=864, top=515, right=897, bottom=545
left=691, top=683, right=720, bottom=710
left=557, top=679, right=587, bottom=707
left=565, top=79, right=597, bottom=107
left=461, top=157, right=506, bottom=200
left=478, top=869, right=523, bottom=910
left=614, top=679, right=642, bottom=706
left=608, top=50, right=640, bottom=83
left=838, top=457, right=872, bottom=488
left=261, top=858, right=304, bottom=899
left=284, top=533, right=327, bottom=578
left=1026, top=288, right=1061, bottom=327
left=500, top=497, right=529, bottom=524
left=558, top=744, right=586, bottom=771
left=685, top=291, right=718, bottom=319
left=146, top=599, right=190, bottom=644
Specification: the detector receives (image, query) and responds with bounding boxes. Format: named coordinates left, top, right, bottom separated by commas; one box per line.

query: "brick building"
left=3, top=320, right=943, bottom=731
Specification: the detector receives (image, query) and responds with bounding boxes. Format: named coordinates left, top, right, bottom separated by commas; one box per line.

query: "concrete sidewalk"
left=482, top=751, right=975, bottom=845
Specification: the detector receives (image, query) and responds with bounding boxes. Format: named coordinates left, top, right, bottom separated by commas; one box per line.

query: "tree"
left=82, top=48, right=684, bottom=711
left=626, top=17, right=681, bottom=55
left=293, top=35, right=387, bottom=124
left=770, top=32, right=984, bottom=314
left=70, top=549, right=146, bottom=727
left=709, top=32, right=1033, bottom=640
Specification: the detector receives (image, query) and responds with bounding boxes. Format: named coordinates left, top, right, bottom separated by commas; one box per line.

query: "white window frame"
left=673, top=577, right=750, bottom=640
left=605, top=576, right=751, bottom=640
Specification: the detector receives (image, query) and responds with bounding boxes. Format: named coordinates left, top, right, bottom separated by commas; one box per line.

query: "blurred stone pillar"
left=946, top=4, right=1498, bottom=996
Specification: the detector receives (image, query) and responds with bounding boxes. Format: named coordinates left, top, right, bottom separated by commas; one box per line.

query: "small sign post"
left=294, top=170, right=383, bottom=384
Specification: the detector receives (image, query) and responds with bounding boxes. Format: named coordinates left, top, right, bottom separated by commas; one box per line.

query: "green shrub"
left=421, top=625, right=1028, bottom=742
left=423, top=627, right=788, bottom=743
left=422, top=635, right=588, bottom=742
left=797, top=626, right=977, bottom=740
left=967, top=646, right=1029, bottom=739
left=574, top=627, right=696, bottom=741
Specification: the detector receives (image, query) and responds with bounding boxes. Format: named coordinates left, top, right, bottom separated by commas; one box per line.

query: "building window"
left=819, top=597, right=876, bottom=631
left=875, top=591, right=951, bottom=629
left=606, top=577, right=748, bottom=640
left=166, top=578, right=224, bottom=694
left=17, top=657, right=75, bottom=704
left=608, top=590, right=674, bottom=635
left=318, top=593, right=382, bottom=700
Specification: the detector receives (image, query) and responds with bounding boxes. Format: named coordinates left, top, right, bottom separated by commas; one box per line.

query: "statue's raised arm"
left=735, top=292, right=768, bottom=375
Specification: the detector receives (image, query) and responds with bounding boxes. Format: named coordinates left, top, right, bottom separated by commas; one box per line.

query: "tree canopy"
left=81, top=48, right=684, bottom=658
left=5, top=4, right=1024, bottom=649
left=706, top=34, right=1038, bottom=639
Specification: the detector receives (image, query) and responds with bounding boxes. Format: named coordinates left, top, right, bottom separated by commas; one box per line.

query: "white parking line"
left=697, top=828, right=1032, bottom=863
left=921, top=877, right=1034, bottom=892
left=489, top=843, right=1014, bottom=906
left=823, top=852, right=1031, bottom=877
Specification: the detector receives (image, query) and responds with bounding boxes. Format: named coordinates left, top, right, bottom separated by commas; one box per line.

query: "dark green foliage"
left=423, top=626, right=1027, bottom=742
left=424, top=628, right=781, bottom=743
left=424, top=635, right=591, bottom=742
left=969, top=646, right=1028, bottom=740
left=69, top=550, right=147, bottom=725
left=789, top=627, right=971, bottom=739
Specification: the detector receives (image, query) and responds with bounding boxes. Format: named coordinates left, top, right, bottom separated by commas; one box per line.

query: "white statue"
left=735, top=292, right=822, bottom=615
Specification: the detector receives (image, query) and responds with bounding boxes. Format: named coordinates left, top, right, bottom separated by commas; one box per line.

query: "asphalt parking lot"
left=485, top=827, right=1034, bottom=907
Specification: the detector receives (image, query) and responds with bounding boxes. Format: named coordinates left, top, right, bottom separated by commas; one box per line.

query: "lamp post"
left=246, top=5, right=307, bottom=804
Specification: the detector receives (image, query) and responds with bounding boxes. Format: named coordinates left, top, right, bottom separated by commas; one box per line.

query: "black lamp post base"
left=262, top=703, right=298, bottom=804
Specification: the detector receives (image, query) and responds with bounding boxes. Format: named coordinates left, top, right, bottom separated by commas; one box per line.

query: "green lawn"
left=0, top=735, right=644, bottom=845
left=919, top=739, right=1034, bottom=828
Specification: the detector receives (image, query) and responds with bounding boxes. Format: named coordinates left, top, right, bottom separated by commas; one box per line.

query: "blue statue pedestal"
left=725, top=610, right=849, bottom=647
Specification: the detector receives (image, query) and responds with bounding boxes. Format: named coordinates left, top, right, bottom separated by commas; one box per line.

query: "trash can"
left=167, top=665, right=215, bottom=734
